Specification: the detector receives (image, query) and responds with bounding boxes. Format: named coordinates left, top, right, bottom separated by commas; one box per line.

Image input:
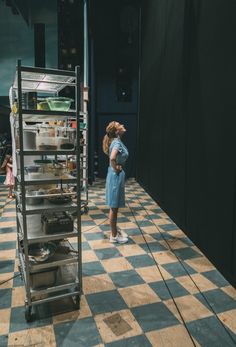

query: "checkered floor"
left=1, top=179, right=236, bottom=347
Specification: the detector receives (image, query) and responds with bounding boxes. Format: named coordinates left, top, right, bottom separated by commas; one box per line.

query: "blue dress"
left=105, top=138, right=129, bottom=208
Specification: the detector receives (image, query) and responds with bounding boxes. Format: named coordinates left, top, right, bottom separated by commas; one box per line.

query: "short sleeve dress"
left=105, top=138, right=129, bottom=208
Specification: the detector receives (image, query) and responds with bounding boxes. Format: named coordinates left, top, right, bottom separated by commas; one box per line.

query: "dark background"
left=89, top=0, right=139, bottom=179
left=137, top=0, right=236, bottom=286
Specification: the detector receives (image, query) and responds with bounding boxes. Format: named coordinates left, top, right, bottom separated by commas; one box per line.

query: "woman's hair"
left=1, top=155, right=11, bottom=169
left=102, top=121, right=118, bottom=155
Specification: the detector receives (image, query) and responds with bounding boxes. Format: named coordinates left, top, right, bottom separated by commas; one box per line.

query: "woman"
left=103, top=121, right=129, bottom=243
left=1, top=155, right=14, bottom=198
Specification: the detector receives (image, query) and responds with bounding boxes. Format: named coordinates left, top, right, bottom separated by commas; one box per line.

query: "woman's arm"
left=7, top=163, right=13, bottom=168
left=110, top=148, right=122, bottom=174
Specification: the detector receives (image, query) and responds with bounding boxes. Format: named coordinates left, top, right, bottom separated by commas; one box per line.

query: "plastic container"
left=34, top=160, right=53, bottom=173
left=37, top=101, right=50, bottom=111
left=55, top=137, right=70, bottom=149
left=30, top=267, right=58, bottom=289
left=59, top=263, right=77, bottom=284
left=55, top=127, right=76, bottom=149
left=80, top=123, right=86, bottom=130
left=67, top=128, right=76, bottom=145
left=25, top=165, right=40, bottom=174
left=36, top=135, right=57, bottom=150
left=23, top=130, right=37, bottom=149
left=38, top=125, right=55, bottom=137
left=25, top=190, right=44, bottom=205
left=46, top=97, right=73, bottom=111
left=26, top=172, right=55, bottom=180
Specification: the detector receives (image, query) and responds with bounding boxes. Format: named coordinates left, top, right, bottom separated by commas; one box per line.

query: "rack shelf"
left=17, top=110, right=87, bottom=122
left=13, top=68, right=75, bottom=93
left=16, top=150, right=76, bottom=156
left=30, top=282, right=79, bottom=299
left=19, top=240, right=78, bottom=270
left=29, top=253, right=78, bottom=272
left=18, top=200, right=78, bottom=215
left=22, top=109, right=77, bottom=116
left=18, top=251, right=80, bottom=305
left=17, top=214, right=79, bottom=244
left=16, top=175, right=77, bottom=185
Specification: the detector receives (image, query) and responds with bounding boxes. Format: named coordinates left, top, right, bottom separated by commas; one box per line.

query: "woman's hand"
left=115, top=164, right=122, bottom=175
left=110, top=150, right=122, bottom=174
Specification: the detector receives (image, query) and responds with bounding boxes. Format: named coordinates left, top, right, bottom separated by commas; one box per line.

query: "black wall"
left=90, top=0, right=140, bottom=179
left=137, top=0, right=236, bottom=286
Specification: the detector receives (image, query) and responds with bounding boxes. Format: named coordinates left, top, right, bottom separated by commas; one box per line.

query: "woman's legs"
left=109, top=207, right=118, bottom=237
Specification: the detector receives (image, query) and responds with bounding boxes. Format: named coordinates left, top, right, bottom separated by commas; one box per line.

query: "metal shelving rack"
left=13, top=60, right=86, bottom=321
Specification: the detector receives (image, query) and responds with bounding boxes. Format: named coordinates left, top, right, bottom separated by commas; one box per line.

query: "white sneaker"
left=110, top=235, right=128, bottom=244
left=117, top=227, right=128, bottom=238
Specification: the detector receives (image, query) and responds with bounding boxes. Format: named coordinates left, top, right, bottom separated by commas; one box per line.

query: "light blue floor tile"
left=10, top=306, right=52, bottom=333
left=95, top=247, right=122, bottom=260
left=110, top=270, right=145, bottom=288
left=202, top=270, right=229, bottom=288
left=174, top=247, right=201, bottom=260
left=131, top=302, right=179, bottom=332
left=195, top=289, right=236, bottom=314
left=162, top=262, right=196, bottom=277
left=82, top=261, right=106, bottom=277
left=126, top=254, right=155, bottom=268
left=0, top=335, right=8, bottom=347
left=54, top=317, right=102, bottom=347
left=86, top=290, right=128, bottom=315
left=0, top=288, right=12, bottom=309
left=187, top=316, right=236, bottom=347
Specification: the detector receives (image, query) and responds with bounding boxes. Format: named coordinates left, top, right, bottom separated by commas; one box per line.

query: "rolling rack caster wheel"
left=25, top=304, right=32, bottom=322
left=74, top=295, right=80, bottom=309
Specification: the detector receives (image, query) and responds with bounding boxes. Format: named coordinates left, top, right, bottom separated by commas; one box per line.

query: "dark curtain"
left=137, top=0, right=236, bottom=286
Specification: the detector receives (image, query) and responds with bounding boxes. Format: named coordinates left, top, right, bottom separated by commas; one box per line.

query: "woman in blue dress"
left=103, top=121, right=129, bottom=243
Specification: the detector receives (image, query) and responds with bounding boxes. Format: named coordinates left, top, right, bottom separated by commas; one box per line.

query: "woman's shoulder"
left=111, top=138, right=120, bottom=146
left=110, top=138, right=121, bottom=151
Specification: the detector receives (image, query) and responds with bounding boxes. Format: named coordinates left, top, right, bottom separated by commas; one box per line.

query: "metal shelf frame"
left=15, top=110, right=87, bottom=123
left=16, top=150, right=76, bottom=156
left=14, top=60, right=84, bottom=321
left=13, top=65, right=76, bottom=94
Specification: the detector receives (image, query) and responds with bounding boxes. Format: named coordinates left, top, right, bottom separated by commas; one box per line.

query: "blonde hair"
left=1, top=155, right=12, bottom=170
left=102, top=121, right=118, bottom=155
